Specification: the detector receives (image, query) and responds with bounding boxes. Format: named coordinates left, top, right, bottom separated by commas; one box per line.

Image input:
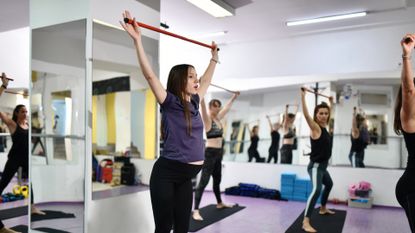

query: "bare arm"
left=217, top=91, right=239, bottom=120
left=266, top=115, right=273, bottom=132
left=401, top=34, right=415, bottom=131
left=301, top=88, right=321, bottom=139
left=0, top=73, right=9, bottom=96
left=197, top=43, right=219, bottom=100
left=200, top=98, right=211, bottom=131
left=0, top=112, right=16, bottom=134
left=121, top=11, right=166, bottom=104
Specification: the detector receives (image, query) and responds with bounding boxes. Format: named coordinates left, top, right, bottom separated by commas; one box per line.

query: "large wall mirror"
left=91, top=21, right=158, bottom=199
left=31, top=19, right=86, bottom=233
left=210, top=78, right=402, bottom=169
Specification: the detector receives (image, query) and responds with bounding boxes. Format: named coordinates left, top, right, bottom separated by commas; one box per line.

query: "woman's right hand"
left=120, top=11, right=142, bottom=42
left=401, top=34, right=415, bottom=56
left=300, top=87, right=306, bottom=98
left=1, top=73, right=9, bottom=87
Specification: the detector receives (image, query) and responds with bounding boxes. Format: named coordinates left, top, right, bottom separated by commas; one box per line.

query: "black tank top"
left=206, top=120, right=223, bottom=139
left=403, top=131, right=415, bottom=170
left=309, top=126, right=332, bottom=162
left=350, top=131, right=366, bottom=152
left=9, top=124, right=28, bottom=159
left=249, top=135, right=259, bottom=150
left=270, top=130, right=280, bottom=149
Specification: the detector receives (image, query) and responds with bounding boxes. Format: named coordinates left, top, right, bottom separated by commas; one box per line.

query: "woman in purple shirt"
left=121, top=11, right=218, bottom=233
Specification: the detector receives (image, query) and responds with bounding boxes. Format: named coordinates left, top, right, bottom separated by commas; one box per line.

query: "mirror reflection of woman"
left=349, top=107, right=369, bottom=168
left=193, top=92, right=239, bottom=221
left=280, top=104, right=297, bottom=164
left=121, top=11, right=218, bottom=233
left=245, top=121, right=264, bottom=162
left=266, top=115, right=282, bottom=163
left=300, top=88, right=335, bottom=233
left=394, top=33, right=415, bottom=233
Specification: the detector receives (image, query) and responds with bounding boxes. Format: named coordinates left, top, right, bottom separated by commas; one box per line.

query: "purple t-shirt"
left=160, top=91, right=204, bottom=163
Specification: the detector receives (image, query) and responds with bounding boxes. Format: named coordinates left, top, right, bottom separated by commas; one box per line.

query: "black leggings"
left=304, top=161, right=333, bottom=218
left=194, top=148, right=223, bottom=210
left=248, top=148, right=262, bottom=162
left=267, top=147, right=278, bottom=163
left=396, top=169, right=415, bottom=232
left=0, top=155, right=31, bottom=203
left=280, top=144, right=293, bottom=164
left=150, top=157, right=202, bottom=233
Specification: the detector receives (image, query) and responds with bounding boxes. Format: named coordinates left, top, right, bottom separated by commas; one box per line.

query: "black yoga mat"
left=0, top=206, right=27, bottom=220
left=11, top=225, right=28, bottom=233
left=188, top=204, right=245, bottom=232
left=31, top=210, right=75, bottom=222
left=285, top=208, right=347, bottom=233
left=11, top=225, right=70, bottom=233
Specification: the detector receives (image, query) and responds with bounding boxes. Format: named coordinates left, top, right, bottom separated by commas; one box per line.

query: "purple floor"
left=195, top=191, right=410, bottom=233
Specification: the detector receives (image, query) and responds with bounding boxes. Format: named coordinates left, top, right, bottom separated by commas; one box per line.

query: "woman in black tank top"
left=300, top=87, right=335, bottom=233
left=349, top=107, right=369, bottom=168
left=266, top=115, right=281, bottom=163
left=394, top=34, right=415, bottom=232
left=245, top=122, right=264, bottom=162
left=0, top=74, right=29, bottom=233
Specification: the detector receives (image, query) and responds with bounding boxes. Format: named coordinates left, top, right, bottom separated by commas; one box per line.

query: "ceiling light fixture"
left=286, top=11, right=367, bottom=26
left=197, top=31, right=228, bottom=38
left=187, top=0, right=235, bottom=18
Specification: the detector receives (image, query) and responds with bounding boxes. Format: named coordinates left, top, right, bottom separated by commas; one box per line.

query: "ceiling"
left=0, top=0, right=29, bottom=32
left=161, top=0, right=415, bottom=45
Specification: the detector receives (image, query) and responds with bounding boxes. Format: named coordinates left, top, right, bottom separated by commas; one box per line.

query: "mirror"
left=31, top=19, right=86, bottom=232
left=0, top=0, right=30, bottom=232
left=91, top=21, right=158, bottom=198
left=208, top=79, right=401, bottom=169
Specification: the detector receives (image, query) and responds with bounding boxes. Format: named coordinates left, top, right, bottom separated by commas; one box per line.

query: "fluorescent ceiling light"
left=286, top=12, right=367, bottom=26
left=197, top=31, right=228, bottom=38
left=187, top=0, right=235, bottom=18
left=93, top=19, right=124, bottom=31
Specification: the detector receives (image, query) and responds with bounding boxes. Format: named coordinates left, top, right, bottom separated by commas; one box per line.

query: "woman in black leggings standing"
left=193, top=93, right=239, bottom=221
left=395, top=33, right=415, bottom=233
left=266, top=115, right=281, bottom=163
left=301, top=87, right=334, bottom=232
left=121, top=11, right=218, bottom=233
left=246, top=121, right=263, bottom=162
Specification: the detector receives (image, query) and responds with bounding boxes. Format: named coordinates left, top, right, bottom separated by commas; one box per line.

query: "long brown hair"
left=166, top=64, right=194, bottom=136
left=313, top=102, right=330, bottom=124
left=12, top=105, right=26, bottom=123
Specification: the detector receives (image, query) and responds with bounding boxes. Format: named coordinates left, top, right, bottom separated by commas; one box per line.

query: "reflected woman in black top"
left=246, top=121, right=263, bottom=162
left=193, top=92, right=239, bottom=221
left=280, top=104, right=298, bottom=164
left=394, top=34, right=415, bottom=233
left=266, top=115, right=282, bottom=163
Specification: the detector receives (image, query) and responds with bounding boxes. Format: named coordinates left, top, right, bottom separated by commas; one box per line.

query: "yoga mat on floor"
left=31, top=210, right=75, bottom=222
left=285, top=208, right=347, bottom=233
left=11, top=225, right=70, bottom=233
left=34, top=227, right=71, bottom=233
left=11, top=225, right=28, bottom=233
left=0, top=206, right=27, bottom=220
left=188, top=204, right=245, bottom=232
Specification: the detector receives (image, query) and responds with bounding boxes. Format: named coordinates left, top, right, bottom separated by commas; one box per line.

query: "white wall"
left=31, top=0, right=89, bottom=29
left=0, top=28, right=30, bottom=88
left=133, top=159, right=402, bottom=207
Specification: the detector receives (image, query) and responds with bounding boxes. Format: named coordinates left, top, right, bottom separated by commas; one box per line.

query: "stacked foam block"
left=281, top=173, right=320, bottom=203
